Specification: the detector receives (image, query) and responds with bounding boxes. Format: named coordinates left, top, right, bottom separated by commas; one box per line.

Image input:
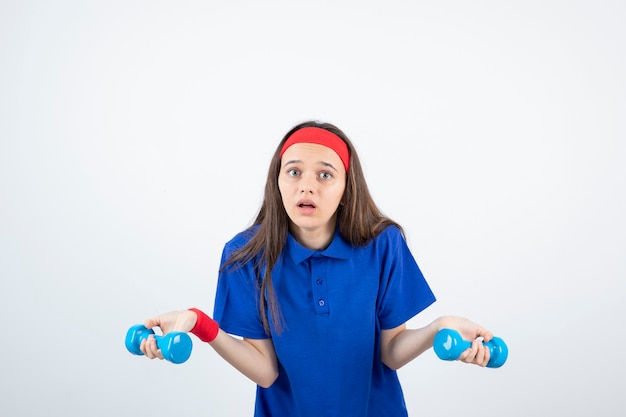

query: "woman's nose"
left=299, top=175, right=315, bottom=193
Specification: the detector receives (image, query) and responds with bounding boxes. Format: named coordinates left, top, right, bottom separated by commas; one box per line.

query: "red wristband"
left=188, top=308, right=219, bottom=343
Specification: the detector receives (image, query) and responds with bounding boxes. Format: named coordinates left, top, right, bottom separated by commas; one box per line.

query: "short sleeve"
left=376, top=227, right=436, bottom=330
left=212, top=238, right=269, bottom=339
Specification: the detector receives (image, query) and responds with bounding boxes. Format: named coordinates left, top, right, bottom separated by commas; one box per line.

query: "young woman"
left=140, top=121, right=495, bottom=416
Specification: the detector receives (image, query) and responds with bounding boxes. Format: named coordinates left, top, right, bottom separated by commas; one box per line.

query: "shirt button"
left=318, top=299, right=325, bottom=307
left=316, top=279, right=323, bottom=285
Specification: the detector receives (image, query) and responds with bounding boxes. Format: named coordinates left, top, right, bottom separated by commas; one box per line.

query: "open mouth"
left=297, top=200, right=317, bottom=209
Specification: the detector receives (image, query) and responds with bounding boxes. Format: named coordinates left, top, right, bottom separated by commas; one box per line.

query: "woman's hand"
left=436, top=316, right=494, bottom=367
left=139, top=309, right=198, bottom=360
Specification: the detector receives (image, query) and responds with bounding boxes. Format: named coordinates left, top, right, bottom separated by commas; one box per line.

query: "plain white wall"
left=1, top=1, right=624, bottom=416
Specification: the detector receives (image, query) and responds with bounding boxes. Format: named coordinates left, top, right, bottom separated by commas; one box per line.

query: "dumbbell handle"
left=125, top=324, right=193, bottom=364
left=433, top=328, right=508, bottom=368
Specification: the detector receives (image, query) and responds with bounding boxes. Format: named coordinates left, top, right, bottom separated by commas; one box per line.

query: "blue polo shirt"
left=213, top=225, right=436, bottom=417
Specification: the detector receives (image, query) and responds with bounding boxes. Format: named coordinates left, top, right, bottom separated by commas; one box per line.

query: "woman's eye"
left=288, top=169, right=300, bottom=177
left=320, top=172, right=332, bottom=180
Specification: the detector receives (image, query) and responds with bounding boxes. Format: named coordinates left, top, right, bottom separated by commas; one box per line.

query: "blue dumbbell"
left=125, top=324, right=193, bottom=364
left=433, top=328, right=508, bottom=368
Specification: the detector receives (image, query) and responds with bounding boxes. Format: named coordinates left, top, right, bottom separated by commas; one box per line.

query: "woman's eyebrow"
left=283, top=159, right=301, bottom=167
left=319, top=161, right=339, bottom=173
left=282, top=159, right=338, bottom=173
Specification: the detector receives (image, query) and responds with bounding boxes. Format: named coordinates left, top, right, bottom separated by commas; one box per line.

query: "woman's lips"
left=297, top=199, right=316, bottom=214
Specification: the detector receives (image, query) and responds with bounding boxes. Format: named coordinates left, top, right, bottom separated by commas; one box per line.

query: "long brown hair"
left=222, top=121, right=403, bottom=334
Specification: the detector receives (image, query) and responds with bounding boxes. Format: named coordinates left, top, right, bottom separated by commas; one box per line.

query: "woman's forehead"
left=281, top=142, right=343, bottom=164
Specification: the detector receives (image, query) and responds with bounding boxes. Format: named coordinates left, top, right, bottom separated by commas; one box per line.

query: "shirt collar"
left=285, top=227, right=352, bottom=264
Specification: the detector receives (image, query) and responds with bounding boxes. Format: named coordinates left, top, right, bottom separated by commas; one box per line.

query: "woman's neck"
left=290, top=219, right=336, bottom=250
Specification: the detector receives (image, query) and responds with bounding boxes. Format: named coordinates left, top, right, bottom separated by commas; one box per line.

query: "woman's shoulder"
left=366, top=223, right=410, bottom=255
left=374, top=223, right=404, bottom=242
left=223, top=224, right=260, bottom=252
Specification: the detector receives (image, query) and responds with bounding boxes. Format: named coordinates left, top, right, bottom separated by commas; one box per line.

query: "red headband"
left=279, top=127, right=350, bottom=172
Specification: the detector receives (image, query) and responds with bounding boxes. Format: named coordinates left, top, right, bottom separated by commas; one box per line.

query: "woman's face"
left=278, top=142, right=346, bottom=248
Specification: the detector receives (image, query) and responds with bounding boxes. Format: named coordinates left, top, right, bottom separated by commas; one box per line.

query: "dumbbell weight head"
left=125, top=324, right=193, bottom=364
left=485, top=336, right=508, bottom=368
left=125, top=324, right=153, bottom=355
left=157, top=332, right=193, bottom=364
left=433, top=328, right=472, bottom=361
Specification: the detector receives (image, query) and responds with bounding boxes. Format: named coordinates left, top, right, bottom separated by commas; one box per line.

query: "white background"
left=1, top=1, right=624, bottom=416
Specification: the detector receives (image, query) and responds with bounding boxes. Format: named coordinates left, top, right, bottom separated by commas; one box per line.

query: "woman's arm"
left=380, top=316, right=494, bottom=370
left=141, top=309, right=279, bottom=388
left=210, top=332, right=278, bottom=388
